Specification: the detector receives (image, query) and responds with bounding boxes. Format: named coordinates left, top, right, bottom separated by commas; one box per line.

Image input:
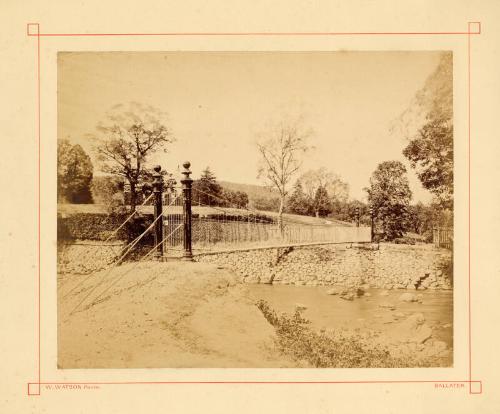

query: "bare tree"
left=91, top=102, right=175, bottom=212
left=255, top=115, right=312, bottom=232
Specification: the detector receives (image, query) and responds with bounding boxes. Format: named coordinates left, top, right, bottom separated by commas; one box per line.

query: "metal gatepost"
left=152, top=165, right=164, bottom=259
left=181, top=161, right=193, bottom=261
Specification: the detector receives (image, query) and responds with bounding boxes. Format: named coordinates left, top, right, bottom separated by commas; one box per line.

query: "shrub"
left=256, top=300, right=430, bottom=368
left=124, top=215, right=155, bottom=245
left=393, top=236, right=416, bottom=245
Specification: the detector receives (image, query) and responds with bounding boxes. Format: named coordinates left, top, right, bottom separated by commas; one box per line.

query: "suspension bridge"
left=59, top=161, right=371, bottom=316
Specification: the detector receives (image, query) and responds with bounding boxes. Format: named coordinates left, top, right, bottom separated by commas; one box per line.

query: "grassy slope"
left=59, top=180, right=353, bottom=226
left=58, top=203, right=354, bottom=227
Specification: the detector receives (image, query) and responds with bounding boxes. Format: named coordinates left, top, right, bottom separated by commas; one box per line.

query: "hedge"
left=57, top=212, right=154, bottom=244
left=57, top=211, right=272, bottom=243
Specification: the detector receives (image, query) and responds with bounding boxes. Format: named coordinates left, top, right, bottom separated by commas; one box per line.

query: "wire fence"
left=159, top=187, right=372, bottom=256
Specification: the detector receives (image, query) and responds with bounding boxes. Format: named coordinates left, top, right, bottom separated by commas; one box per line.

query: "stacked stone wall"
left=196, top=243, right=452, bottom=290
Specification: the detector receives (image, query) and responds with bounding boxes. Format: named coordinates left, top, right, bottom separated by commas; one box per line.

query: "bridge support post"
left=181, top=161, right=194, bottom=261
left=152, top=165, right=164, bottom=259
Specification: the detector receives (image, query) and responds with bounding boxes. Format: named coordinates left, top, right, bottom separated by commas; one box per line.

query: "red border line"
left=28, top=21, right=481, bottom=395
left=29, top=31, right=481, bottom=37
left=35, top=380, right=473, bottom=385
left=467, top=22, right=473, bottom=395
left=36, top=24, right=41, bottom=394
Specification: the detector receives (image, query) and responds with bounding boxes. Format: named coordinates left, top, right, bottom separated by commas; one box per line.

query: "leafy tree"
left=406, top=202, right=430, bottom=235
left=57, top=139, right=93, bottom=203
left=91, top=102, right=174, bottom=212
left=400, top=53, right=453, bottom=209
left=287, top=181, right=312, bottom=215
left=403, top=118, right=453, bottom=209
left=192, top=167, right=223, bottom=206
left=299, top=168, right=349, bottom=217
left=256, top=114, right=312, bottom=231
left=366, top=161, right=412, bottom=241
left=90, top=175, right=124, bottom=207
left=236, top=191, right=249, bottom=208
left=342, top=200, right=370, bottom=225
left=221, top=188, right=249, bottom=209
left=406, top=201, right=452, bottom=242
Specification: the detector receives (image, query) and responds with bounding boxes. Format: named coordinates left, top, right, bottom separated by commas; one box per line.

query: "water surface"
left=247, top=285, right=453, bottom=347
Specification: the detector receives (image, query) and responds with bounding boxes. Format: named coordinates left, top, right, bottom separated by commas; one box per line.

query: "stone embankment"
left=196, top=243, right=452, bottom=290
left=58, top=241, right=124, bottom=274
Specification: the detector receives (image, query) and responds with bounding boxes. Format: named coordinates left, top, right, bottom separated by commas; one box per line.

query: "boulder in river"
left=390, top=313, right=433, bottom=344
left=326, top=286, right=345, bottom=296
left=340, top=292, right=355, bottom=301
left=399, top=293, right=418, bottom=302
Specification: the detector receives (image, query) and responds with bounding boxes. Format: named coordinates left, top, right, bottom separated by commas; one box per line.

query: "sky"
left=58, top=51, right=444, bottom=203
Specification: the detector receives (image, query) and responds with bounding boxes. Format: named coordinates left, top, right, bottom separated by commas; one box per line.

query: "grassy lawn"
left=58, top=203, right=354, bottom=227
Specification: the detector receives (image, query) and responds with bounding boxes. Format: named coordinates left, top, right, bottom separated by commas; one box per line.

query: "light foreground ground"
left=58, top=261, right=294, bottom=368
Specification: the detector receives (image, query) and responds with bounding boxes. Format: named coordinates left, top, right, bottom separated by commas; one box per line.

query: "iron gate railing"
left=149, top=161, right=373, bottom=258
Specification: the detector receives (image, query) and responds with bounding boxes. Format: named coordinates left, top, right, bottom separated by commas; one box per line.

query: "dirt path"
left=58, top=261, right=294, bottom=368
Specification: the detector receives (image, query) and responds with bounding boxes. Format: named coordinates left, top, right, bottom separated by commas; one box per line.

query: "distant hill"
left=219, top=181, right=279, bottom=203
left=219, top=181, right=353, bottom=226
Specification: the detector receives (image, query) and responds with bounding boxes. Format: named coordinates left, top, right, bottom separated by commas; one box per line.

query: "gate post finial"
left=181, top=161, right=194, bottom=261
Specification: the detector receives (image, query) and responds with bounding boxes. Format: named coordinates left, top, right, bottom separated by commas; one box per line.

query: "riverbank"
left=197, top=243, right=453, bottom=290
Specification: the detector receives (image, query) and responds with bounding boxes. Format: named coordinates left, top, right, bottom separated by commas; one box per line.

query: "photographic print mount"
left=27, top=21, right=481, bottom=396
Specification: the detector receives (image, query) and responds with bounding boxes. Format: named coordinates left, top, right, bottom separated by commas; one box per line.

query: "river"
left=247, top=285, right=453, bottom=347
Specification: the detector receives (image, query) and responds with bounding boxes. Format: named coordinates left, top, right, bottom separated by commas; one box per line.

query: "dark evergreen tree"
left=287, top=181, right=311, bottom=215
left=192, top=167, right=223, bottom=206
left=313, top=185, right=332, bottom=217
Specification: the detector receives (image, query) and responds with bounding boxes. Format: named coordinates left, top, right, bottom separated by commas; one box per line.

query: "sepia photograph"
left=56, top=51, right=453, bottom=369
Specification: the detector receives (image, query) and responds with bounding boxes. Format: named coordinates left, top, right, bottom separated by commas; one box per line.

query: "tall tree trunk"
left=278, top=196, right=285, bottom=236
left=130, top=181, right=137, bottom=212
